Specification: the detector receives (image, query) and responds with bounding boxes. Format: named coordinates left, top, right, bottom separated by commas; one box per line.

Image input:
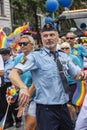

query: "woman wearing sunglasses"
left=14, top=34, right=36, bottom=130
left=60, top=42, right=81, bottom=127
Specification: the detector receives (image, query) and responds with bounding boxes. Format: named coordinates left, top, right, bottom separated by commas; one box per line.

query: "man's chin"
left=45, top=45, right=56, bottom=49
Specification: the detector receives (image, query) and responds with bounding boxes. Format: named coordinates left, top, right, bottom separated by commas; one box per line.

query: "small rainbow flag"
left=13, top=24, right=29, bottom=35
left=0, top=28, right=13, bottom=48
left=0, top=105, right=9, bottom=130
left=72, top=81, right=86, bottom=106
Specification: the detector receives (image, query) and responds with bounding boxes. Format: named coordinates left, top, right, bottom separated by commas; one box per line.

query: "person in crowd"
left=14, top=34, right=37, bottom=130
left=60, top=35, right=66, bottom=43
left=0, top=54, right=4, bottom=120
left=0, top=48, right=22, bottom=129
left=83, top=42, right=87, bottom=50
left=66, top=32, right=87, bottom=116
left=60, top=42, right=81, bottom=125
left=66, top=32, right=87, bottom=69
left=82, top=41, right=87, bottom=70
left=9, top=23, right=87, bottom=130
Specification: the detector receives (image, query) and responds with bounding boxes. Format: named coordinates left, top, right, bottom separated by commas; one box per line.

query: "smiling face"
left=18, top=36, right=35, bottom=55
left=41, top=30, right=59, bottom=51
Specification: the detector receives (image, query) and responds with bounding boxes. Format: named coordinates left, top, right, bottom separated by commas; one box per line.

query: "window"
left=0, top=0, right=4, bottom=15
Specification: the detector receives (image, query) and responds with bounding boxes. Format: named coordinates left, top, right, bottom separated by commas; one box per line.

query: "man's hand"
left=18, top=88, right=29, bottom=107
left=75, top=71, right=87, bottom=81
left=77, top=71, right=87, bottom=81
left=81, top=71, right=87, bottom=80
left=16, top=106, right=25, bottom=118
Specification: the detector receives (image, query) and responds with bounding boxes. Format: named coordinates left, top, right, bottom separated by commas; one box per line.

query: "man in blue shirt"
left=9, top=23, right=87, bottom=130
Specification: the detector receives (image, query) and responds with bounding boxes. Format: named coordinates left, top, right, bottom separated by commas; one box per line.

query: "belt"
left=37, top=103, right=67, bottom=108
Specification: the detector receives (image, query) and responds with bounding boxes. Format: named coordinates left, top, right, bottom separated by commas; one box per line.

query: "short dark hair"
left=0, top=48, right=11, bottom=55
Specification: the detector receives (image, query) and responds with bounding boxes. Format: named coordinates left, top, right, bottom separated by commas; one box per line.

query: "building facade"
left=0, top=0, right=12, bottom=35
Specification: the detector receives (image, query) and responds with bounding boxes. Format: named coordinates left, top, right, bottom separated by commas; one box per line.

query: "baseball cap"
left=42, top=23, right=57, bottom=32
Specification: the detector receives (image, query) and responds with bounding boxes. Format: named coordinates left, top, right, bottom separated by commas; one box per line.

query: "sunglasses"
left=61, top=47, right=70, bottom=50
left=66, top=37, right=75, bottom=40
left=18, top=42, right=29, bottom=46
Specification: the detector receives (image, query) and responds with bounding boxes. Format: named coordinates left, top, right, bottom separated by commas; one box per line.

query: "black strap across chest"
left=45, top=49, right=69, bottom=93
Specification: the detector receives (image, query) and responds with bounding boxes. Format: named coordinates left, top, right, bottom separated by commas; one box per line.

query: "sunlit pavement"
left=4, top=117, right=25, bottom=130
left=5, top=124, right=25, bottom=130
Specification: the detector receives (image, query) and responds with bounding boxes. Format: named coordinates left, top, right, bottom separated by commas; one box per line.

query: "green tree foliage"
left=10, top=0, right=87, bottom=28
left=11, top=0, right=46, bottom=25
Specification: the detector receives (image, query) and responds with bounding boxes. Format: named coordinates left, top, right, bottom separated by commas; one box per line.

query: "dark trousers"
left=36, top=104, right=74, bottom=130
left=0, top=83, right=11, bottom=121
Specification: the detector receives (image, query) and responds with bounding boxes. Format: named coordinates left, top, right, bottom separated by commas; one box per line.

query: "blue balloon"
left=45, top=17, right=53, bottom=23
left=46, top=0, right=59, bottom=12
left=58, top=0, right=74, bottom=8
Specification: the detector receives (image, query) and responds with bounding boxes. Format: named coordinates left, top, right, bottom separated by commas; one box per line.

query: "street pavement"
left=5, top=117, right=25, bottom=130
left=5, top=125, right=25, bottom=130
left=5, top=124, right=25, bottom=130
left=5, top=122, right=25, bottom=130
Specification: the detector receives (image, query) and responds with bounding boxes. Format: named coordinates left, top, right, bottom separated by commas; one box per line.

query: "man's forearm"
left=8, top=68, right=28, bottom=90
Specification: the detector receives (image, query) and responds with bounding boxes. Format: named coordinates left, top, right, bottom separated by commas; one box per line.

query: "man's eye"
left=50, top=34, right=55, bottom=36
left=43, top=34, right=48, bottom=37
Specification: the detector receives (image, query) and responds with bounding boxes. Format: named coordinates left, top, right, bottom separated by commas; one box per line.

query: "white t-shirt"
left=0, top=55, right=4, bottom=86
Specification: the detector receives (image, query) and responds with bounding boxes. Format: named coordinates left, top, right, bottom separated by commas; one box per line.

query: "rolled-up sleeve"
left=68, top=57, right=81, bottom=78
left=15, top=54, right=38, bottom=72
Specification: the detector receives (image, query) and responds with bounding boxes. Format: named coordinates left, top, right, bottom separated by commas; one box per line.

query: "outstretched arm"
left=9, top=68, right=29, bottom=107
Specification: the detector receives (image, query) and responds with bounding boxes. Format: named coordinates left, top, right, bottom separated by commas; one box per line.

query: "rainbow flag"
left=13, top=24, right=29, bottom=35
left=0, top=28, right=13, bottom=48
left=0, top=105, right=9, bottom=130
left=14, top=42, right=20, bottom=51
left=72, top=81, right=86, bottom=106
left=0, top=25, right=29, bottom=50
left=0, top=30, right=6, bottom=48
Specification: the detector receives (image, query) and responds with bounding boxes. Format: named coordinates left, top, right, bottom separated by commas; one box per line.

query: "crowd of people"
left=0, top=23, right=87, bottom=130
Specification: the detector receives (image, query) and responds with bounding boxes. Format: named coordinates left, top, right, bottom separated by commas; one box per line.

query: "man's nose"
left=21, top=44, right=24, bottom=47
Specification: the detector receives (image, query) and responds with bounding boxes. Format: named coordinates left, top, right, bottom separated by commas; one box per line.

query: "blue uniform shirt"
left=4, top=56, right=14, bottom=82
left=15, top=47, right=81, bottom=105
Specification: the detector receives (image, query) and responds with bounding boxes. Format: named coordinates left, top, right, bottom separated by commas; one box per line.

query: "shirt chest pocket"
left=39, top=64, right=57, bottom=78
